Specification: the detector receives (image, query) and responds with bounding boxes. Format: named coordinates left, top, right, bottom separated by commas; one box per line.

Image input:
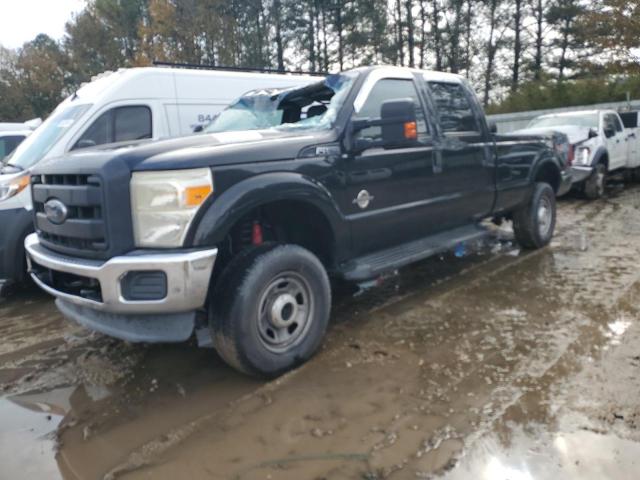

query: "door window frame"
left=351, top=71, right=435, bottom=149
left=67, top=103, right=153, bottom=152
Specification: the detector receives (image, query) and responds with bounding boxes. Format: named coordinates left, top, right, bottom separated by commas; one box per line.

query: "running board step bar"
left=339, top=224, right=490, bottom=282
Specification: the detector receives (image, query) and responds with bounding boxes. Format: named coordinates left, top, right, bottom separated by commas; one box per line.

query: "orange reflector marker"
left=404, top=121, right=418, bottom=140
left=185, top=185, right=213, bottom=207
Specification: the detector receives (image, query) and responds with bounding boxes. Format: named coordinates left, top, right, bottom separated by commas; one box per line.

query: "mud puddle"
left=0, top=185, right=639, bottom=479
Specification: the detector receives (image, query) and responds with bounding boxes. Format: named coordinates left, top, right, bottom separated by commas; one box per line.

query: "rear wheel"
left=209, top=243, right=331, bottom=377
left=512, top=182, right=556, bottom=249
left=584, top=163, right=607, bottom=199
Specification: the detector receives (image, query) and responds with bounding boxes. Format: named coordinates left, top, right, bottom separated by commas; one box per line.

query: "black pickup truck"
left=25, top=66, right=571, bottom=376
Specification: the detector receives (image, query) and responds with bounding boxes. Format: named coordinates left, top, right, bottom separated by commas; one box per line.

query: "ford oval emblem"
left=44, top=198, right=69, bottom=225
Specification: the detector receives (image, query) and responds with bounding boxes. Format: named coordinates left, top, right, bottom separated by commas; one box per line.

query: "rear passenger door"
left=422, top=79, right=495, bottom=226
left=71, top=105, right=152, bottom=151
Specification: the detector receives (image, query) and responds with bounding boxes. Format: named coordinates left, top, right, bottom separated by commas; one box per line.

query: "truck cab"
left=26, top=66, right=570, bottom=376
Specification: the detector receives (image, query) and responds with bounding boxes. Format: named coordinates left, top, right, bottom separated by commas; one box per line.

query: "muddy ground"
left=1, top=183, right=640, bottom=480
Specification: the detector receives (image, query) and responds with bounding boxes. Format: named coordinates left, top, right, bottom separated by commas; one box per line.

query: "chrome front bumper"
left=25, top=233, right=217, bottom=314
left=570, top=165, right=593, bottom=184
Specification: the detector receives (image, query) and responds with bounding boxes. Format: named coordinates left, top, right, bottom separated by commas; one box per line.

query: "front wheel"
left=512, top=182, right=556, bottom=249
left=584, top=163, right=607, bottom=199
left=209, top=243, right=331, bottom=377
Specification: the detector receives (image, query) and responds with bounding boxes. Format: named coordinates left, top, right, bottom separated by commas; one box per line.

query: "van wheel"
left=512, top=182, right=556, bottom=249
left=209, top=243, right=331, bottom=377
left=584, top=163, right=606, bottom=199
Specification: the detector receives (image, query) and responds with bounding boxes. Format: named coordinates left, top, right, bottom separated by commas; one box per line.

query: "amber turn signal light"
left=185, top=185, right=213, bottom=207
left=404, top=121, right=417, bottom=140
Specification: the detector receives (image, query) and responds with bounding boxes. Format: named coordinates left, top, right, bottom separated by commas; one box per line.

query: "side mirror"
left=74, top=139, right=97, bottom=150
left=604, top=127, right=615, bottom=138
left=380, top=98, right=418, bottom=147
left=588, top=128, right=598, bottom=139
left=193, top=125, right=204, bottom=133
left=488, top=120, right=498, bottom=134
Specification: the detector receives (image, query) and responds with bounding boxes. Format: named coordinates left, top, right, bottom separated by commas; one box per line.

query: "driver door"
left=340, top=76, right=439, bottom=256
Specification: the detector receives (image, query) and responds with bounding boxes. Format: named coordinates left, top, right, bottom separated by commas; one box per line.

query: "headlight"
left=131, top=168, right=213, bottom=248
left=0, top=172, right=30, bottom=202
left=577, top=147, right=590, bottom=165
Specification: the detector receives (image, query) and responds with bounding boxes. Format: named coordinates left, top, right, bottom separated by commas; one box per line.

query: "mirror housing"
left=588, top=128, right=598, bottom=139
left=488, top=120, right=498, bottom=134
left=193, top=125, right=204, bottom=133
left=380, top=98, right=418, bottom=147
left=74, top=139, right=97, bottom=150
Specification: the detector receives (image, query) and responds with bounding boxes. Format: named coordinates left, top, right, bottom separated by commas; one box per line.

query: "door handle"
left=433, top=150, right=443, bottom=174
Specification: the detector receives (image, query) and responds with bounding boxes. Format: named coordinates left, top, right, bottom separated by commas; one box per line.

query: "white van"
left=0, top=67, right=318, bottom=290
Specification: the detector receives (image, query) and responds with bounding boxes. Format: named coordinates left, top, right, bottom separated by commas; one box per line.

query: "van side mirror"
left=73, top=139, right=97, bottom=150
left=488, top=120, right=498, bottom=134
left=193, top=125, right=204, bottom=133
left=588, top=128, right=598, bottom=139
left=380, top=98, right=418, bottom=147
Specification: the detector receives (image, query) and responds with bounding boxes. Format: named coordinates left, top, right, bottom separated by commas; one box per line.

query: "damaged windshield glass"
left=205, top=72, right=357, bottom=134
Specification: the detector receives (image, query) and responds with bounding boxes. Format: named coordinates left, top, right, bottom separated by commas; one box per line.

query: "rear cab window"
left=425, top=81, right=482, bottom=137
left=73, top=105, right=152, bottom=150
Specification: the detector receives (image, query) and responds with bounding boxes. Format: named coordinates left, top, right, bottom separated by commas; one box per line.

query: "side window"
left=0, top=135, right=25, bottom=157
left=114, top=106, right=152, bottom=142
left=427, top=81, right=481, bottom=134
left=73, top=105, right=151, bottom=150
left=604, top=114, right=618, bottom=136
left=74, top=110, right=112, bottom=149
left=612, top=115, right=623, bottom=132
left=355, top=78, right=428, bottom=143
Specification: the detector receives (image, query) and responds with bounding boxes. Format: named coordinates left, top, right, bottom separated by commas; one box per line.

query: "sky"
left=0, top=0, right=86, bottom=49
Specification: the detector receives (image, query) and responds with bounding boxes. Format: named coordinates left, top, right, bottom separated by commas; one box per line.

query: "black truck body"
left=26, top=66, right=571, bottom=376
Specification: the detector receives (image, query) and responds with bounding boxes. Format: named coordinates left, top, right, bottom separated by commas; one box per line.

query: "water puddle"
left=443, top=424, right=640, bottom=480
left=0, top=387, right=74, bottom=480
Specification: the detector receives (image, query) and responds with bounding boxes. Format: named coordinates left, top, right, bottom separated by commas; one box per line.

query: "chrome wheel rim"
left=537, top=196, right=553, bottom=238
left=257, top=272, right=313, bottom=353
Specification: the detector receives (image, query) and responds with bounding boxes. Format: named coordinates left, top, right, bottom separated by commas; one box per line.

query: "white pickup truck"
left=517, top=109, right=640, bottom=199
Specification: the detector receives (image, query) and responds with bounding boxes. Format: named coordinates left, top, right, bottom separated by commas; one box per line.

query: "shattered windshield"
left=205, top=72, right=357, bottom=134
left=528, top=113, right=599, bottom=129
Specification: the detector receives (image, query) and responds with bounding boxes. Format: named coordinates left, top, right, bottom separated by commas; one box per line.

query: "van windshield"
left=205, top=73, right=356, bottom=134
left=7, top=103, right=91, bottom=170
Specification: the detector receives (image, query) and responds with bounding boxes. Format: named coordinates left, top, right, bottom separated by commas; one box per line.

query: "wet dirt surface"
left=2, top=183, right=640, bottom=480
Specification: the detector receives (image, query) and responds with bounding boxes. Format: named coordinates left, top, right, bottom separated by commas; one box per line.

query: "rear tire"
left=209, top=243, right=331, bottom=377
left=584, top=163, right=606, bottom=199
left=512, top=182, right=556, bottom=249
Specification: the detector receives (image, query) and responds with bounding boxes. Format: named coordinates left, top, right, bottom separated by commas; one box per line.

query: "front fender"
left=188, top=172, right=349, bottom=251
left=591, top=146, right=608, bottom=167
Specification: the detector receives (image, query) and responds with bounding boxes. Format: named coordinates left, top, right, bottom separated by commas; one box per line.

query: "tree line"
left=0, top=0, right=638, bottom=121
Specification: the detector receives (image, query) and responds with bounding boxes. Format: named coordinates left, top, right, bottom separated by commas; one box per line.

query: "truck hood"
left=34, top=128, right=334, bottom=174
left=513, top=126, right=592, bottom=145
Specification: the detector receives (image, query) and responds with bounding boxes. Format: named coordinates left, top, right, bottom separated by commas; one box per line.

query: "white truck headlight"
left=577, top=147, right=590, bottom=165
left=0, top=172, right=30, bottom=202
left=130, top=168, right=213, bottom=248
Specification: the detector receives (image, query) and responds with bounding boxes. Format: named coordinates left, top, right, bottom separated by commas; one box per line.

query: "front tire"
left=512, top=182, right=556, bottom=249
left=209, top=243, right=331, bottom=377
left=584, top=163, right=606, bottom=199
